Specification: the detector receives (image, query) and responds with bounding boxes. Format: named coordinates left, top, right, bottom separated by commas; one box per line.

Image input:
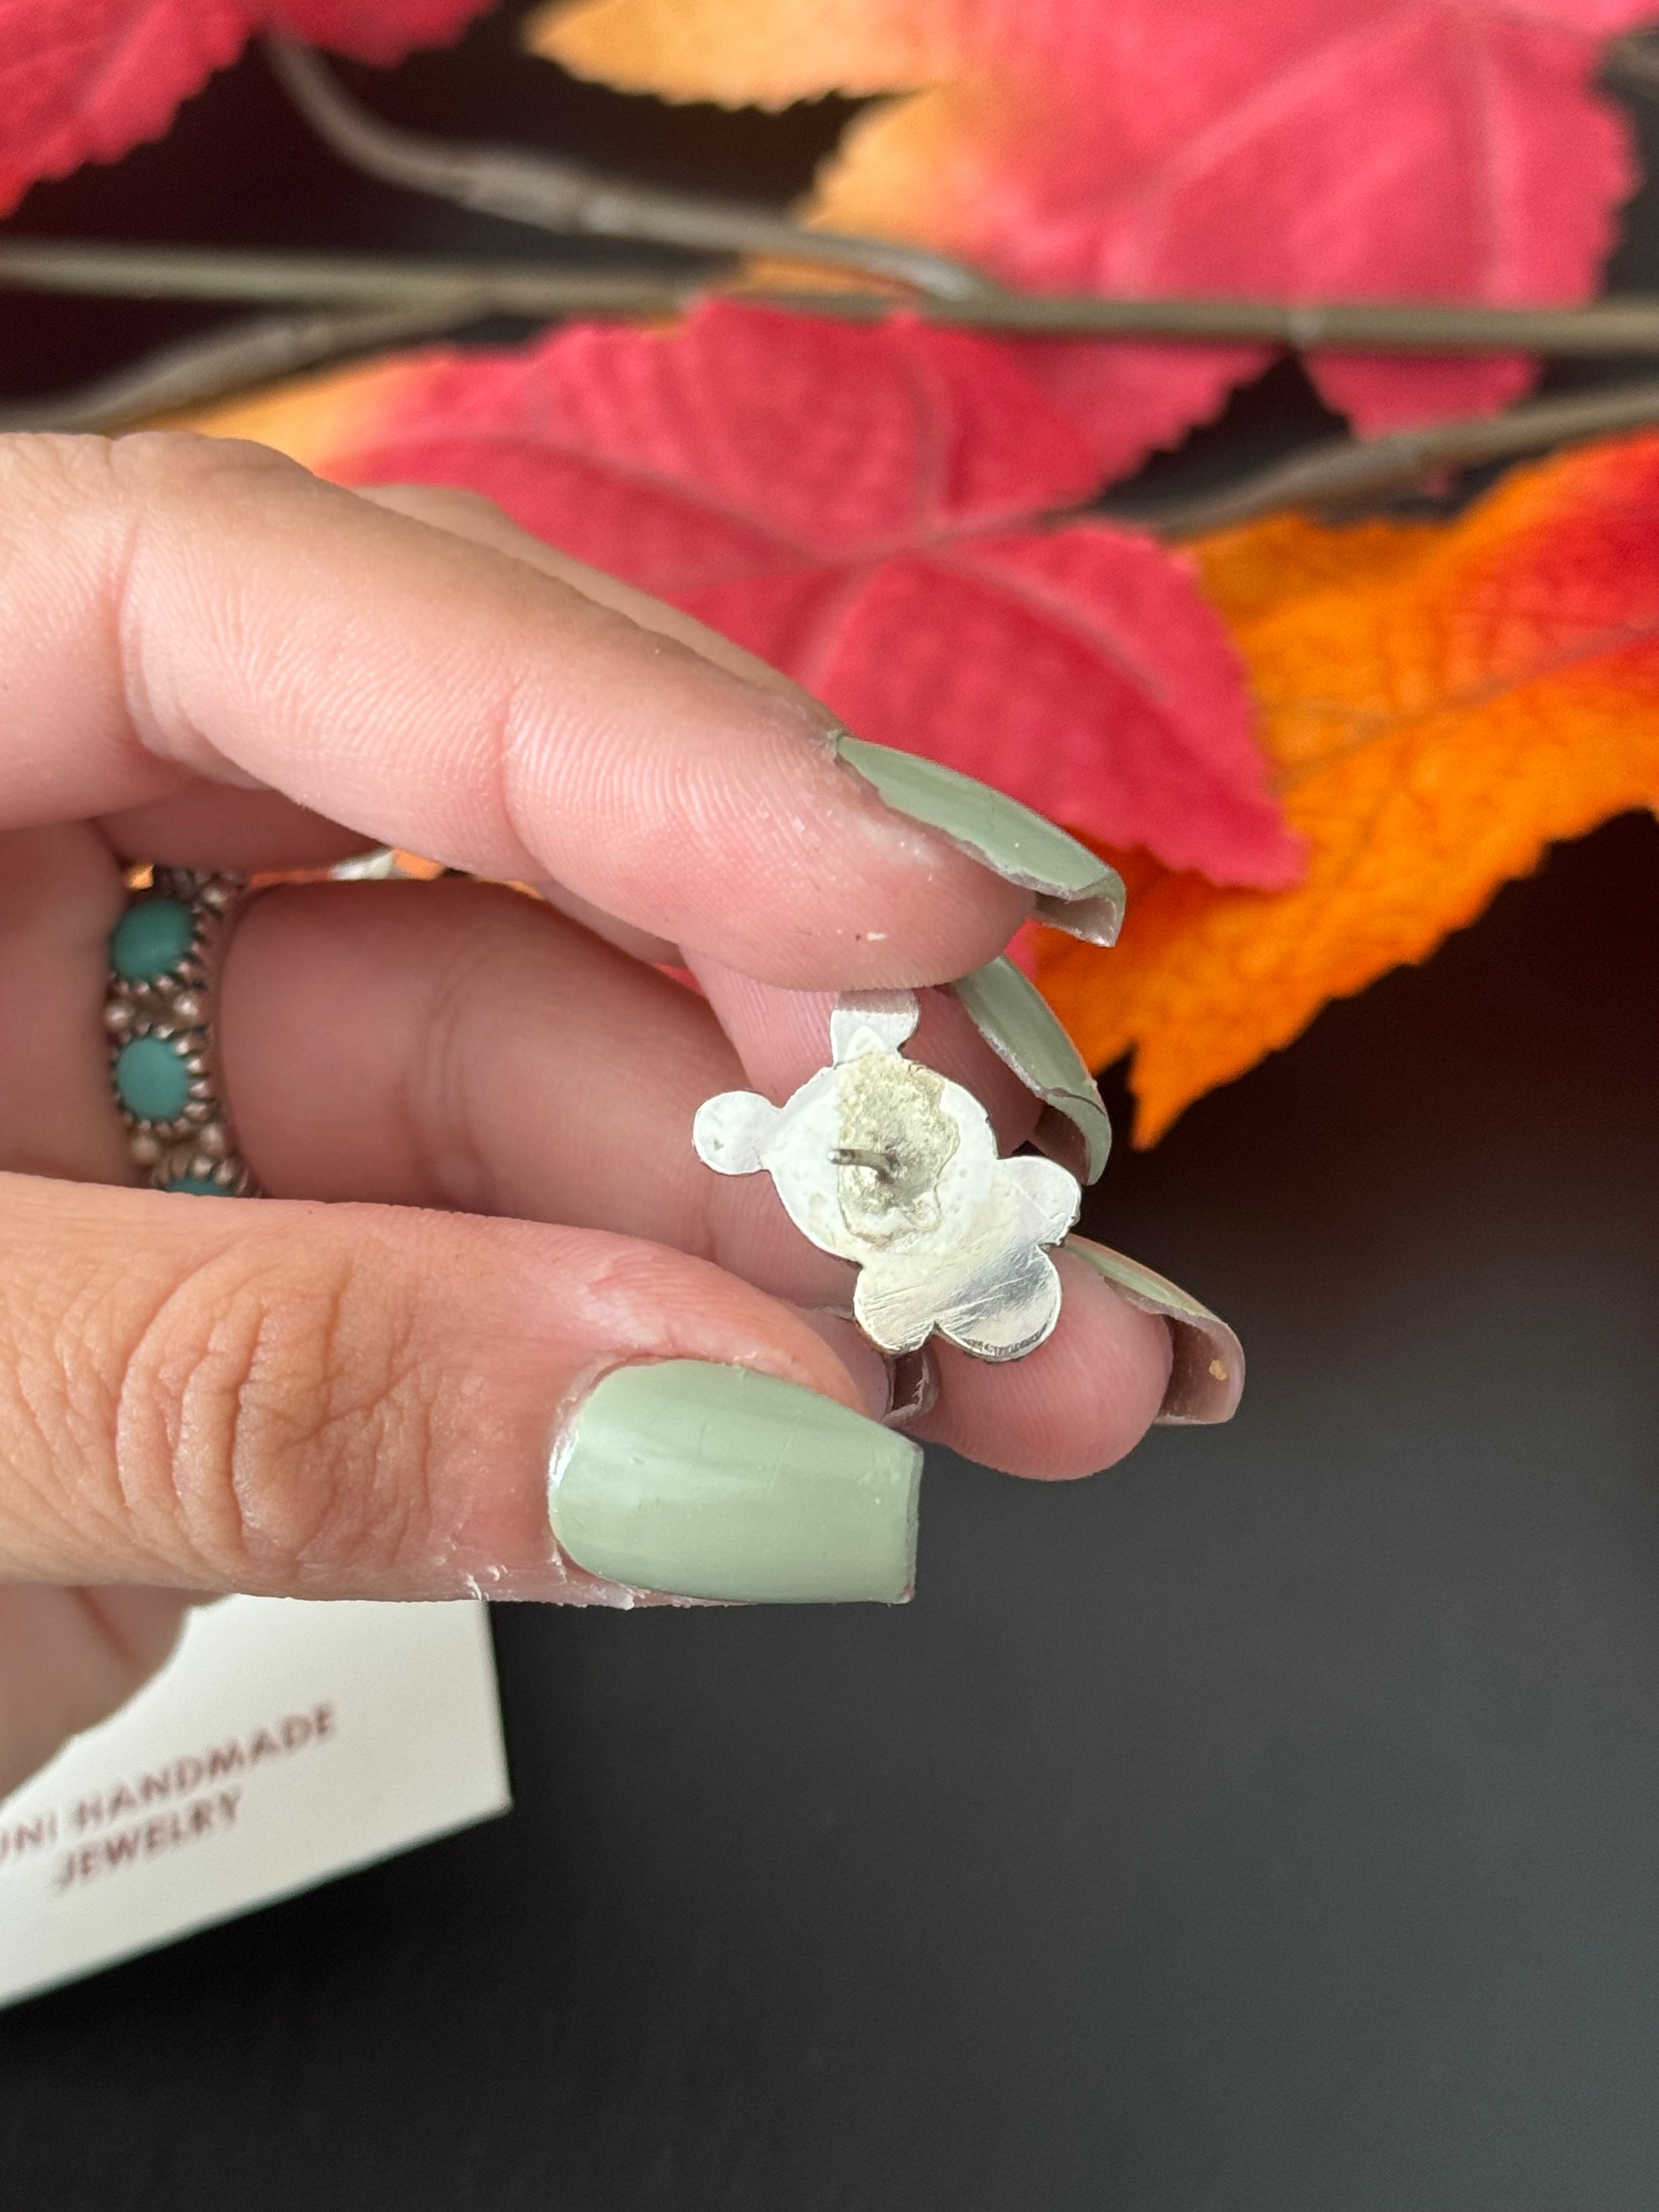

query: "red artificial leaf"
left=540, top=0, right=1657, bottom=473
left=232, top=302, right=1301, bottom=888
left=274, top=0, right=493, bottom=63
left=0, top=0, right=490, bottom=214
left=923, top=0, right=1655, bottom=455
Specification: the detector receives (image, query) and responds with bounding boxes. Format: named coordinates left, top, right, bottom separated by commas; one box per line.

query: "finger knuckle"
left=116, top=1230, right=436, bottom=1588
left=0, top=428, right=296, bottom=512
left=104, top=427, right=303, bottom=498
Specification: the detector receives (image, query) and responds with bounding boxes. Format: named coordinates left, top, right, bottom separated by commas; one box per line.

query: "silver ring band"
left=104, top=867, right=261, bottom=1198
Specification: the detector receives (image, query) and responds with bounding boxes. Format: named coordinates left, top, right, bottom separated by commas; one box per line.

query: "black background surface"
left=5, top=11, right=1659, bottom=2207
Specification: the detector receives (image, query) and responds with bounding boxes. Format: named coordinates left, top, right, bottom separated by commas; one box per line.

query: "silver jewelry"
left=104, top=868, right=260, bottom=1197
left=693, top=991, right=1081, bottom=1362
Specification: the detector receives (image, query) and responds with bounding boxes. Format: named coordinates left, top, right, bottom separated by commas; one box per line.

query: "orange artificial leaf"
left=173, top=353, right=427, bottom=469
left=1037, top=431, right=1659, bottom=1144
left=528, top=0, right=941, bottom=106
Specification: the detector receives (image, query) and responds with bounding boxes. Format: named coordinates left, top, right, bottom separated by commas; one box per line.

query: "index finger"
left=0, top=432, right=1119, bottom=988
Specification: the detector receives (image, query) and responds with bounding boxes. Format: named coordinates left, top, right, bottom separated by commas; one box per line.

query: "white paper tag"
left=0, top=1595, right=511, bottom=2009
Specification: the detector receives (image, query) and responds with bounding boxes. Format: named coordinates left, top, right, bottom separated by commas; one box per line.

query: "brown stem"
left=262, top=37, right=986, bottom=302
left=0, top=237, right=698, bottom=315
left=11, top=235, right=1659, bottom=353
left=7, top=273, right=1659, bottom=518
left=1128, top=375, right=1659, bottom=539
left=0, top=298, right=483, bottom=434
left=911, top=293, right=1659, bottom=352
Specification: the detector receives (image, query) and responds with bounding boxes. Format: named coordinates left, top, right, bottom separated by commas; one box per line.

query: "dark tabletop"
left=5, top=12, right=1659, bottom=2208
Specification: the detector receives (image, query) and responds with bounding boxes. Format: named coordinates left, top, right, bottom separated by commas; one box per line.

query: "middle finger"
left=215, top=881, right=1170, bottom=1477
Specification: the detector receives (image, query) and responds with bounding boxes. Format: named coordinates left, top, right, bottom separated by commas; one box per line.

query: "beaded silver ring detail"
left=104, top=867, right=261, bottom=1198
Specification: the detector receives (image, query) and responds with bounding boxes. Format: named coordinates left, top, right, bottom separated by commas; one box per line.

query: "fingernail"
left=950, top=956, right=1112, bottom=1183
left=549, top=1361, right=922, bottom=1602
left=833, top=734, right=1125, bottom=946
left=1066, top=1238, right=1244, bottom=1424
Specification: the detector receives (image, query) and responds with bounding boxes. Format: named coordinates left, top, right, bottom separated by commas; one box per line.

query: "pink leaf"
left=322, top=303, right=1304, bottom=889
left=274, top=0, right=489, bottom=63
left=0, top=0, right=490, bottom=213
left=803, top=0, right=1655, bottom=468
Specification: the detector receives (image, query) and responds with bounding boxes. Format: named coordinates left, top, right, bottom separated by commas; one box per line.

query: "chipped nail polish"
left=1067, top=1238, right=1245, bottom=1424
left=833, top=734, right=1125, bottom=945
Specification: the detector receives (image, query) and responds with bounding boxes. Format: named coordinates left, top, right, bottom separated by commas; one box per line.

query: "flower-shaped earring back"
left=693, top=992, right=1081, bottom=1362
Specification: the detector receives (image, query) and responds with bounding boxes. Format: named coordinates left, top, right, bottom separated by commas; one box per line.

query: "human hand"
left=0, top=431, right=1240, bottom=1797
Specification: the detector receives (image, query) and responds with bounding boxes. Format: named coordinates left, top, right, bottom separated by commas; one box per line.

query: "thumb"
left=0, top=1175, right=922, bottom=1608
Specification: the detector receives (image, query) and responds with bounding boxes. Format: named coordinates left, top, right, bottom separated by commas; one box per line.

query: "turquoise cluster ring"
left=104, top=867, right=260, bottom=1198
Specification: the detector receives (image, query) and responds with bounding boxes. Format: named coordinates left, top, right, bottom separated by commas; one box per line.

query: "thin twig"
left=7, top=278, right=1659, bottom=510
left=0, top=237, right=699, bottom=315
left=18, top=303, right=1654, bottom=530
left=262, top=36, right=985, bottom=302
left=1130, top=374, right=1659, bottom=538
left=0, top=298, right=484, bottom=433
left=13, top=235, right=1659, bottom=352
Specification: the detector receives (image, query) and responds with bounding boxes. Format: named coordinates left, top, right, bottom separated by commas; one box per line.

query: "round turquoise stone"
left=110, top=897, right=193, bottom=983
left=164, top=1175, right=233, bottom=1197
left=114, top=1034, right=190, bottom=1122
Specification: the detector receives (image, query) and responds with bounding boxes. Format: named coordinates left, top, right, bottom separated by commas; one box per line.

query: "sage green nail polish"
left=833, top=733, right=1126, bottom=946
left=950, top=956, right=1112, bottom=1184
left=1066, top=1237, right=1245, bottom=1425
left=549, top=1361, right=922, bottom=1602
